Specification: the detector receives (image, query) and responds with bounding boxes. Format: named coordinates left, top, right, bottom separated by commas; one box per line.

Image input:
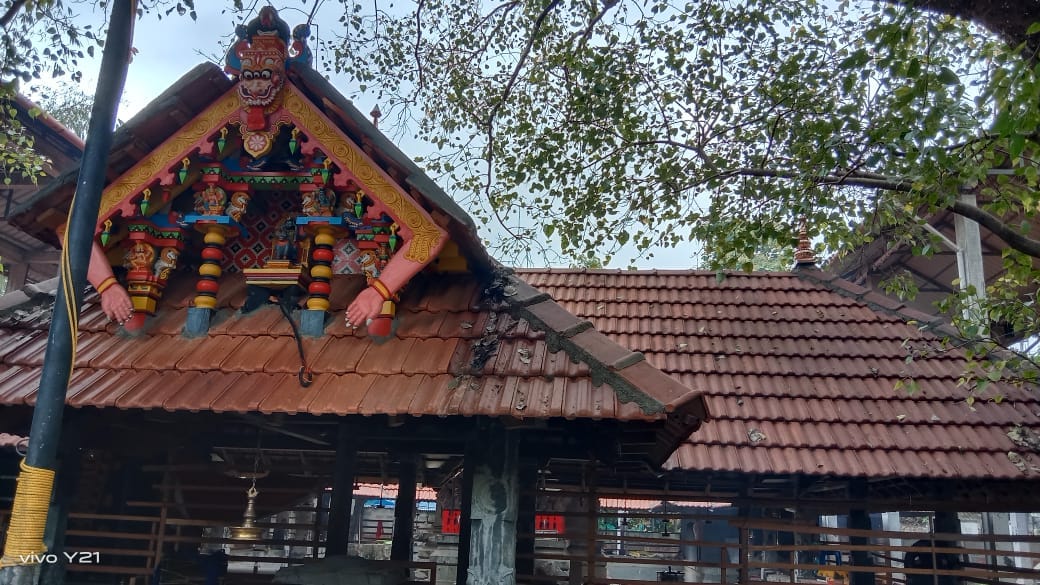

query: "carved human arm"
left=345, top=239, right=426, bottom=325
left=87, top=240, right=134, bottom=324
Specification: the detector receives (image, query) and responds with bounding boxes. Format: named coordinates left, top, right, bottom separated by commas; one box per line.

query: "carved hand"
left=88, top=240, right=135, bottom=324
left=345, top=287, right=384, bottom=327
left=100, top=284, right=135, bottom=324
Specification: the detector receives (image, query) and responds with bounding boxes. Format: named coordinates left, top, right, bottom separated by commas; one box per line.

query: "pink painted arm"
left=87, top=241, right=134, bottom=323
left=344, top=238, right=442, bottom=326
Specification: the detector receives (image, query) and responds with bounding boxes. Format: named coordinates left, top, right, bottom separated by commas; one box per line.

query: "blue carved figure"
left=224, top=24, right=249, bottom=75
left=247, top=6, right=291, bottom=46
left=288, top=24, right=313, bottom=70
left=271, top=217, right=299, bottom=263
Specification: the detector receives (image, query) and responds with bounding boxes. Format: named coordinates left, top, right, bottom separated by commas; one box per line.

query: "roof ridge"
left=792, top=266, right=962, bottom=339
left=490, top=272, right=709, bottom=420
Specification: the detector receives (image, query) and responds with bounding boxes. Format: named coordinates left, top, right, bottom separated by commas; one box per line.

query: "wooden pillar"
left=463, top=423, right=518, bottom=585
left=515, top=457, right=538, bottom=582
left=325, top=421, right=357, bottom=556
left=565, top=494, right=588, bottom=585
left=848, top=481, right=874, bottom=585
left=456, top=444, right=476, bottom=585
left=391, top=454, right=417, bottom=561
left=5, top=262, right=28, bottom=292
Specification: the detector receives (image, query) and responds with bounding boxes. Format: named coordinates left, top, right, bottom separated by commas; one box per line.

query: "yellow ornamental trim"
left=282, top=87, right=445, bottom=263
left=99, top=90, right=242, bottom=220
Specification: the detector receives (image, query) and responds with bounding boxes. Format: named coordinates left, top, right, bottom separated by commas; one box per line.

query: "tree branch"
left=720, top=166, right=1040, bottom=260
left=0, top=0, right=28, bottom=28
left=949, top=198, right=1040, bottom=258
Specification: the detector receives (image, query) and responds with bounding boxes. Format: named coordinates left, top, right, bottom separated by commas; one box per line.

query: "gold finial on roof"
left=794, top=219, right=816, bottom=267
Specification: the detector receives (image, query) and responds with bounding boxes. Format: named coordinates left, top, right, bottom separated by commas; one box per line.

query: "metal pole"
left=0, top=2, right=135, bottom=582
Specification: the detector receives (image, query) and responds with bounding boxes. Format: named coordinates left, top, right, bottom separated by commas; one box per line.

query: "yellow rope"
left=60, top=208, right=78, bottom=369
left=0, top=460, right=56, bottom=566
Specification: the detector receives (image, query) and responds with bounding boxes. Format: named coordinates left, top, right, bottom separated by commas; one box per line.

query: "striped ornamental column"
left=307, top=226, right=336, bottom=311
left=194, top=224, right=226, bottom=309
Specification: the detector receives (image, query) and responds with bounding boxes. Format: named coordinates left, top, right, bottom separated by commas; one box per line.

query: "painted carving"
left=86, top=241, right=134, bottom=326
left=125, top=241, right=156, bottom=272
left=233, top=6, right=291, bottom=157
left=302, top=187, right=336, bottom=217
left=99, top=91, right=241, bottom=221
left=153, top=247, right=180, bottom=280
left=271, top=216, right=299, bottom=263
left=226, top=191, right=251, bottom=222
left=287, top=24, right=312, bottom=70
left=195, top=184, right=228, bottom=215
left=283, top=87, right=447, bottom=265
left=120, top=217, right=188, bottom=321
left=356, top=250, right=380, bottom=281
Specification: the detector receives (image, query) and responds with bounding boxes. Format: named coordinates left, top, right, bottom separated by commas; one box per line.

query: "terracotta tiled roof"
left=516, top=267, right=1040, bottom=480
left=0, top=271, right=703, bottom=438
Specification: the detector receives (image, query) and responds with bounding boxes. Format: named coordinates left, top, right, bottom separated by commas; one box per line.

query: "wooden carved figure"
left=226, top=191, right=251, bottom=222
left=125, top=241, right=156, bottom=273
left=195, top=184, right=228, bottom=215
left=153, top=247, right=180, bottom=280
left=271, top=216, right=299, bottom=263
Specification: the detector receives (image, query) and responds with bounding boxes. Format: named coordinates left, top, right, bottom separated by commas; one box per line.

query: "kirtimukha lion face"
left=238, top=62, right=284, bottom=107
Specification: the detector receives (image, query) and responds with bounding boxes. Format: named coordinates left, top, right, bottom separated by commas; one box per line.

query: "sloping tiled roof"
left=516, top=267, right=1040, bottom=481
left=0, top=271, right=703, bottom=436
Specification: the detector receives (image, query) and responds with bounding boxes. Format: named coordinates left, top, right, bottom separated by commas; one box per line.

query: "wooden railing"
left=520, top=505, right=1040, bottom=585
left=1, top=502, right=438, bottom=585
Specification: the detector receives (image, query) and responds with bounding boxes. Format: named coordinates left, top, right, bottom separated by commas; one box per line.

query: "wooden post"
left=848, top=480, right=874, bottom=585
left=325, top=421, right=357, bottom=556
left=515, top=457, right=537, bottom=581
left=456, top=443, right=475, bottom=585
left=391, top=453, right=417, bottom=561
left=5, top=263, right=28, bottom=292
left=463, top=423, right=518, bottom=585
left=739, top=527, right=750, bottom=585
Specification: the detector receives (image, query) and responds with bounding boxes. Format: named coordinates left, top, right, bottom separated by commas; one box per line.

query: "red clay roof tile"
left=516, top=268, right=1040, bottom=480
left=160, top=372, right=241, bottom=412
left=310, top=337, right=371, bottom=374
left=356, top=338, right=417, bottom=375
left=210, top=373, right=280, bottom=413
left=399, top=338, right=463, bottom=375
left=303, top=373, right=371, bottom=415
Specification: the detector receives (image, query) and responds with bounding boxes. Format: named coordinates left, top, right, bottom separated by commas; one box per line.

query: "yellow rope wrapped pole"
left=0, top=462, right=55, bottom=566
left=0, top=1, right=136, bottom=580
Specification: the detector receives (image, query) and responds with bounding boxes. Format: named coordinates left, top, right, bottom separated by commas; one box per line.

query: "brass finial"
left=794, top=220, right=816, bottom=267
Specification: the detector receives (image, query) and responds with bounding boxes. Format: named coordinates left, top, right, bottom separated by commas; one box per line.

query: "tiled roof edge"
left=793, top=267, right=962, bottom=339
left=0, top=277, right=58, bottom=313
left=493, top=273, right=710, bottom=420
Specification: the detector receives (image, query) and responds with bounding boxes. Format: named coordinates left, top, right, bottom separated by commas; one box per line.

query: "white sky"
left=43, top=1, right=702, bottom=269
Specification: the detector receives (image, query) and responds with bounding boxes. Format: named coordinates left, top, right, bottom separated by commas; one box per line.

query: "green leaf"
left=936, top=66, right=959, bottom=85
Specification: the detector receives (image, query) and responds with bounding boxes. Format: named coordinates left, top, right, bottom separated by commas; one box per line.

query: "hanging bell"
left=217, top=127, right=228, bottom=154
left=100, top=219, right=113, bottom=247
left=289, top=128, right=299, bottom=155
left=230, top=485, right=262, bottom=541
left=178, top=158, right=190, bottom=184
left=139, top=188, right=151, bottom=216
